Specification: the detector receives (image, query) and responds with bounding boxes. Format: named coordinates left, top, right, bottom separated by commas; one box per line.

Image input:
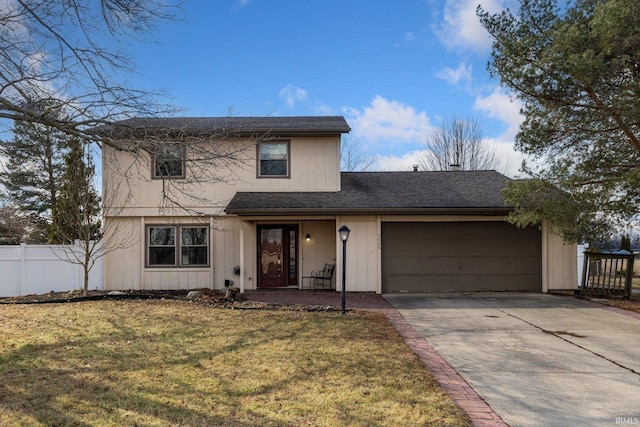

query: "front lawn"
left=0, top=300, right=470, bottom=426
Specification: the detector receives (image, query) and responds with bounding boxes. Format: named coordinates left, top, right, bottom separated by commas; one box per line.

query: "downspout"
left=541, top=222, right=549, bottom=293
left=239, top=220, right=245, bottom=293
left=376, top=215, right=382, bottom=294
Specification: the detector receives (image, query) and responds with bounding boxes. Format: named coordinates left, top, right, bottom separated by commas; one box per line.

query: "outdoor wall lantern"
left=338, top=225, right=351, bottom=315
left=306, top=233, right=311, bottom=241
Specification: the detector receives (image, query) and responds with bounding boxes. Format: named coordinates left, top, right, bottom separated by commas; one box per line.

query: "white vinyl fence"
left=0, top=243, right=104, bottom=297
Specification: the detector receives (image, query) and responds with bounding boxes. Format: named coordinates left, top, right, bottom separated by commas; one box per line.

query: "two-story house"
left=100, top=116, right=576, bottom=294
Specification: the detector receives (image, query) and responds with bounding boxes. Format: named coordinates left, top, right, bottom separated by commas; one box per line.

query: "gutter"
left=223, top=207, right=514, bottom=216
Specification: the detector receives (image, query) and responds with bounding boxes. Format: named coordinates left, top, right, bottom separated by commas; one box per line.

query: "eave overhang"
left=224, top=206, right=513, bottom=217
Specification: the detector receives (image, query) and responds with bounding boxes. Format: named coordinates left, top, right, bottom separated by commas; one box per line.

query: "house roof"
left=225, top=170, right=514, bottom=216
left=94, top=116, right=351, bottom=139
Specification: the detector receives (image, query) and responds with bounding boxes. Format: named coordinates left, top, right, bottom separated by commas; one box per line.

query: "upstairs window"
left=258, top=141, right=289, bottom=177
left=153, top=142, right=185, bottom=178
left=148, top=226, right=208, bottom=267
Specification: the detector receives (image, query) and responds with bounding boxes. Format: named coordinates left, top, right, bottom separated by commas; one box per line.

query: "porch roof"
left=225, top=170, right=514, bottom=216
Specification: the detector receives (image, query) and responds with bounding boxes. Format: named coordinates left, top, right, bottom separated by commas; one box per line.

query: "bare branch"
left=340, top=135, right=376, bottom=171
left=0, top=0, right=180, bottom=143
left=417, top=116, right=502, bottom=172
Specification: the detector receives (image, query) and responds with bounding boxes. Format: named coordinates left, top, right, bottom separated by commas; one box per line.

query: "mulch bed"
left=0, top=289, right=347, bottom=312
left=5, top=288, right=638, bottom=315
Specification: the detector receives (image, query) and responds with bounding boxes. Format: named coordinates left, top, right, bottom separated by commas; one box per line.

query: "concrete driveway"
left=384, top=292, right=640, bottom=427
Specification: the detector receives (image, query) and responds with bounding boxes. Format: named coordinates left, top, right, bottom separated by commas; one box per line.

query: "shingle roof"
left=95, top=116, right=350, bottom=138
left=225, top=170, right=513, bottom=215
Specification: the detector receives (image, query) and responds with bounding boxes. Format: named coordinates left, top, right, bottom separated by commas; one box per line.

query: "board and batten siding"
left=300, top=220, right=337, bottom=289
left=103, top=217, right=143, bottom=289
left=102, top=134, right=341, bottom=291
left=336, top=216, right=380, bottom=293
left=104, top=216, right=222, bottom=291
left=102, top=136, right=341, bottom=217
left=542, top=223, right=578, bottom=292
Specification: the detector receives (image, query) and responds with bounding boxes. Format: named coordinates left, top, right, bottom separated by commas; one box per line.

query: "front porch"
left=238, top=219, right=339, bottom=292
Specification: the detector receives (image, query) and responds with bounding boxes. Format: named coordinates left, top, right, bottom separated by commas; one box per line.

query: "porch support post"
left=239, top=220, right=245, bottom=293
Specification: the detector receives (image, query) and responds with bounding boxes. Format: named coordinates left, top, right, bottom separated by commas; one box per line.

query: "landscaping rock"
left=186, top=290, right=204, bottom=300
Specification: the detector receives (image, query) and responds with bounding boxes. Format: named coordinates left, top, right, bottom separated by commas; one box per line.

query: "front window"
left=258, top=141, right=289, bottom=177
left=148, top=226, right=208, bottom=267
left=153, top=142, right=185, bottom=178
left=181, top=227, right=208, bottom=265
left=148, top=227, right=176, bottom=265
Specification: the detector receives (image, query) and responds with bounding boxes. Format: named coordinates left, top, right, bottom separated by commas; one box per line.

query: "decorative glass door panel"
left=258, top=225, right=298, bottom=288
left=288, top=229, right=297, bottom=286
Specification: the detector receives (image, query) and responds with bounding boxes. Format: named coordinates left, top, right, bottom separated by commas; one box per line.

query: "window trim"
left=152, top=142, right=186, bottom=179
left=257, top=140, right=290, bottom=178
left=146, top=225, right=209, bottom=268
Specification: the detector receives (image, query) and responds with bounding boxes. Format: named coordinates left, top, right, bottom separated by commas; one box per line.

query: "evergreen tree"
left=0, top=102, right=69, bottom=241
left=478, top=0, right=640, bottom=243
left=51, top=139, right=101, bottom=245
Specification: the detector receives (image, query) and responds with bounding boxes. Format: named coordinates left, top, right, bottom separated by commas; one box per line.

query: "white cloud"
left=473, top=86, right=523, bottom=141
left=343, top=95, right=434, bottom=144
left=479, top=137, right=526, bottom=177
left=314, top=103, right=335, bottom=115
left=436, top=63, right=472, bottom=86
left=373, top=150, right=424, bottom=171
left=279, top=84, right=307, bottom=108
left=436, top=0, right=512, bottom=52
left=472, top=86, right=528, bottom=177
left=343, top=91, right=528, bottom=175
left=372, top=142, right=525, bottom=175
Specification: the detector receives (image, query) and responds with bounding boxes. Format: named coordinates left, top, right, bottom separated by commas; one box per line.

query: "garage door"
left=382, top=222, right=541, bottom=292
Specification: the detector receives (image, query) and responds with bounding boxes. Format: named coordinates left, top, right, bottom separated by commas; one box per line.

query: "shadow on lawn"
left=0, top=306, right=387, bottom=426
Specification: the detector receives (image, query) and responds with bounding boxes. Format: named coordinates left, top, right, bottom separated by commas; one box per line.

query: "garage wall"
left=543, top=223, right=578, bottom=291
left=337, top=216, right=380, bottom=293
left=382, top=222, right=542, bottom=292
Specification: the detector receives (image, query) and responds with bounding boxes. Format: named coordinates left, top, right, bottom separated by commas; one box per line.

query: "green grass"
left=0, top=300, right=470, bottom=426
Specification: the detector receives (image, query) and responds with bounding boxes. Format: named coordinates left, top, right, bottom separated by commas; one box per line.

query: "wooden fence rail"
left=580, top=251, right=635, bottom=299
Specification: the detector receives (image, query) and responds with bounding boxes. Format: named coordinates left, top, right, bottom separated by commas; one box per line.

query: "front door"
left=258, top=225, right=298, bottom=288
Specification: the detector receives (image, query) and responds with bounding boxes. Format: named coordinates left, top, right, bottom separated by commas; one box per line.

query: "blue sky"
left=125, top=0, right=525, bottom=174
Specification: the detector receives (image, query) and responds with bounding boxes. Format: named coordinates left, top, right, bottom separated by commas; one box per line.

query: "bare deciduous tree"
left=417, top=116, right=502, bottom=172
left=1, top=2, right=267, bottom=216
left=0, top=0, right=178, bottom=142
left=0, top=205, right=31, bottom=244
left=340, top=135, right=376, bottom=172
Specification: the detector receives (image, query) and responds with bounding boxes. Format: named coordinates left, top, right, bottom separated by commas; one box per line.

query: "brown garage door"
left=382, top=222, right=541, bottom=292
